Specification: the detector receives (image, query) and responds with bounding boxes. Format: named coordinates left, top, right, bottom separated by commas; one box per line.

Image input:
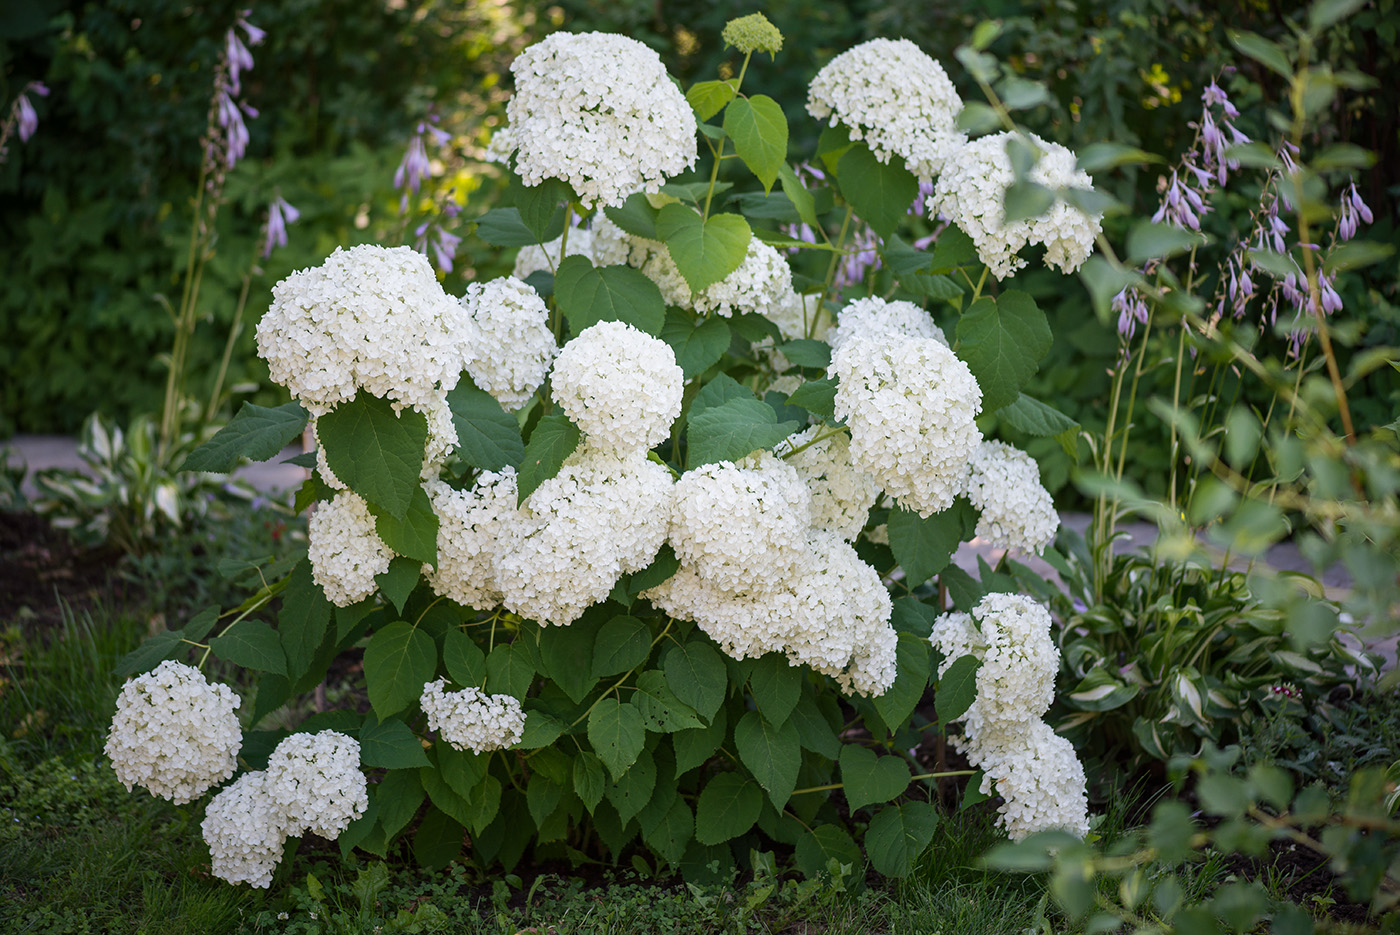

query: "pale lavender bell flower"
left=1337, top=180, right=1372, bottom=242
left=16, top=81, right=48, bottom=142
left=263, top=194, right=300, bottom=257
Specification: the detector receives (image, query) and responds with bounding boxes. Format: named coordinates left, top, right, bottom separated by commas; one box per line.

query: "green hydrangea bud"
left=721, top=13, right=783, bottom=56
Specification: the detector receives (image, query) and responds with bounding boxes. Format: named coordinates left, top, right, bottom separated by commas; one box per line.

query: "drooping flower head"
left=202, top=772, right=287, bottom=888
left=963, top=441, right=1059, bottom=554
left=459, top=276, right=558, bottom=411
left=263, top=731, right=368, bottom=839
left=421, top=678, right=526, bottom=753
left=307, top=490, right=396, bottom=607
left=501, top=32, right=698, bottom=208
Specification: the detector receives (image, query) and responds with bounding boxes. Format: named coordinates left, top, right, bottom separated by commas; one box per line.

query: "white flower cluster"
left=106, top=661, right=242, bottom=805
left=420, top=678, right=526, bottom=753
left=826, top=297, right=947, bottom=353
left=930, top=593, right=1088, bottom=839
left=928, top=131, right=1102, bottom=280
left=646, top=453, right=896, bottom=695
left=460, top=276, right=558, bottom=410
left=831, top=333, right=982, bottom=517
left=642, top=236, right=794, bottom=319
left=307, top=490, right=395, bottom=607
left=775, top=427, right=878, bottom=541
left=763, top=288, right=828, bottom=343
left=964, top=441, right=1059, bottom=554
left=202, top=731, right=368, bottom=888
left=256, top=244, right=471, bottom=416
left=807, top=38, right=966, bottom=180
left=425, top=471, right=519, bottom=611
left=503, top=32, right=697, bottom=208
left=550, top=320, right=683, bottom=452
left=589, top=213, right=655, bottom=268
left=512, top=228, right=594, bottom=280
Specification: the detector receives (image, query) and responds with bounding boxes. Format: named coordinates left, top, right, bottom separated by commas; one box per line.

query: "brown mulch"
left=0, top=510, right=141, bottom=638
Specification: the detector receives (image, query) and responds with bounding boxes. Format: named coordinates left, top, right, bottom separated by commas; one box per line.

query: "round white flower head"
left=775, top=427, right=878, bottom=541
left=928, top=131, right=1102, bottom=280
left=512, top=227, right=595, bottom=281
left=640, top=234, right=793, bottom=320
left=425, top=470, right=518, bottom=610
left=644, top=563, right=797, bottom=662
left=550, top=319, right=683, bottom=452
left=965, top=441, right=1059, bottom=553
left=807, top=38, right=966, bottom=180
left=308, top=490, right=396, bottom=607
left=826, top=297, right=947, bottom=354
left=831, top=336, right=982, bottom=517
left=495, top=444, right=674, bottom=625
left=460, top=276, right=558, bottom=411
left=504, top=32, right=698, bottom=208
left=202, top=771, right=288, bottom=888
left=256, top=244, right=471, bottom=416
left=105, top=660, right=242, bottom=805
left=958, top=719, right=1090, bottom=840
left=669, top=452, right=812, bottom=595
left=930, top=592, right=1059, bottom=726
left=264, top=731, right=368, bottom=840
left=420, top=678, right=526, bottom=753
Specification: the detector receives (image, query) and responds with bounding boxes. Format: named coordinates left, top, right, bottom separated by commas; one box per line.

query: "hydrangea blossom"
left=826, top=297, right=947, bottom=353
left=264, top=731, right=368, bottom=840
left=255, top=244, right=471, bottom=416
left=512, top=227, right=595, bottom=280
left=831, top=335, right=982, bottom=517
left=928, top=131, right=1102, bottom=280
left=590, top=213, right=656, bottom=268
left=959, top=719, right=1091, bottom=840
left=425, top=471, right=519, bottom=610
left=202, top=771, right=288, bottom=888
left=668, top=452, right=812, bottom=595
left=807, top=38, right=966, bottom=180
left=964, top=441, right=1059, bottom=554
left=106, top=660, right=242, bottom=805
left=776, top=427, right=878, bottom=541
left=550, top=320, right=683, bottom=452
left=502, top=32, right=697, bottom=208
left=642, top=236, right=793, bottom=318
left=930, top=593, right=1060, bottom=725
left=308, top=490, right=396, bottom=607
left=459, top=276, right=558, bottom=410
left=420, top=678, right=526, bottom=753
left=763, top=288, right=828, bottom=343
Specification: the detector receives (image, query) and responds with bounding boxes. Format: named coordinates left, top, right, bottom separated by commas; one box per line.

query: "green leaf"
left=368, top=485, right=438, bottom=566
left=840, top=745, right=911, bottom=813
left=182, top=401, right=308, bottom=473
left=724, top=94, right=788, bottom=192
left=211, top=621, right=286, bottom=675
left=318, top=391, right=427, bottom=520
left=837, top=141, right=919, bottom=240
left=663, top=639, right=727, bottom=721
left=1323, top=240, right=1395, bottom=274
left=634, top=670, right=704, bottom=733
left=789, top=692, right=840, bottom=758
left=778, top=162, right=819, bottom=229
left=689, top=372, right=754, bottom=419
left=517, top=414, right=581, bottom=505
left=660, top=309, right=731, bottom=379
left=113, top=629, right=184, bottom=679
left=955, top=291, right=1053, bottom=412
left=374, top=556, right=421, bottom=614
left=442, top=629, right=486, bottom=688
left=377, top=768, right=426, bottom=839
left=518, top=707, right=566, bottom=749
left=687, top=79, right=737, bottom=121
left=748, top=653, right=801, bottom=725
left=475, top=207, right=553, bottom=247
left=935, top=654, right=981, bottom=724
left=592, top=615, right=652, bottom=677
left=527, top=773, right=564, bottom=828
left=446, top=382, right=524, bottom=471
left=588, top=697, right=647, bottom=781
left=929, top=226, right=979, bottom=271
left=1125, top=220, right=1207, bottom=264
left=1002, top=181, right=1055, bottom=224
left=485, top=642, right=535, bottom=698
left=644, top=798, right=694, bottom=866
left=687, top=397, right=800, bottom=467
left=673, top=706, right=727, bottom=775
left=655, top=205, right=752, bottom=295
left=776, top=339, right=831, bottom=369
left=280, top=561, right=331, bottom=687
left=412, top=806, right=464, bottom=870
left=694, top=773, right=763, bottom=845
left=795, top=825, right=863, bottom=880
left=865, top=802, right=939, bottom=878
left=573, top=752, right=607, bottom=812
left=604, top=194, right=660, bottom=241
left=605, top=747, right=656, bottom=824
left=735, top=711, right=801, bottom=809
left=538, top=617, right=604, bottom=704
left=997, top=394, right=1079, bottom=437
left=1228, top=30, right=1293, bottom=78
left=1309, top=0, right=1368, bottom=30
left=871, top=632, right=931, bottom=733
left=555, top=255, right=666, bottom=337
left=785, top=377, right=837, bottom=421
left=888, top=500, right=976, bottom=585
left=629, top=543, right=681, bottom=595
left=360, top=716, right=431, bottom=769
left=363, top=621, right=438, bottom=718
left=509, top=176, right=572, bottom=242
left=1075, top=143, right=1162, bottom=172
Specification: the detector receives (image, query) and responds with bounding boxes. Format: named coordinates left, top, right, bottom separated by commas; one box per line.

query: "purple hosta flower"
left=415, top=201, right=464, bottom=273
left=1112, top=287, right=1150, bottom=341
left=1152, top=170, right=1204, bottom=231
left=781, top=221, right=818, bottom=256
left=1221, top=254, right=1256, bottom=320
left=395, top=136, right=431, bottom=197
left=262, top=194, right=300, bottom=257
left=15, top=82, right=48, bottom=142
left=909, top=179, right=935, bottom=216
left=836, top=226, right=881, bottom=293
left=225, top=13, right=263, bottom=97
left=1196, top=81, right=1249, bottom=185
left=216, top=90, right=255, bottom=168
left=1337, top=180, right=1373, bottom=242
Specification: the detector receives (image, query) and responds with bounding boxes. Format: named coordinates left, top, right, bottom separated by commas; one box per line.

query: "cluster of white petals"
left=589, top=214, right=656, bottom=268
left=550, top=320, right=683, bottom=452
left=831, top=335, right=982, bottom=517
left=928, top=131, right=1102, bottom=280
left=512, top=228, right=595, bottom=280
left=106, top=661, right=242, bottom=805
left=775, top=427, right=878, bottom=541
left=503, top=32, right=697, bottom=208
left=420, top=678, right=526, bottom=753
left=826, top=297, right=947, bottom=353
left=256, top=245, right=471, bottom=416
left=460, top=276, right=558, bottom=410
left=202, top=731, right=368, bottom=887
left=307, top=490, right=395, bottom=607
left=964, top=441, right=1059, bottom=553
left=424, top=471, right=519, bottom=610
left=763, top=288, right=828, bottom=343
left=807, top=38, right=966, bottom=180
left=931, top=593, right=1088, bottom=839
left=638, top=234, right=793, bottom=320
left=495, top=444, right=674, bottom=625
